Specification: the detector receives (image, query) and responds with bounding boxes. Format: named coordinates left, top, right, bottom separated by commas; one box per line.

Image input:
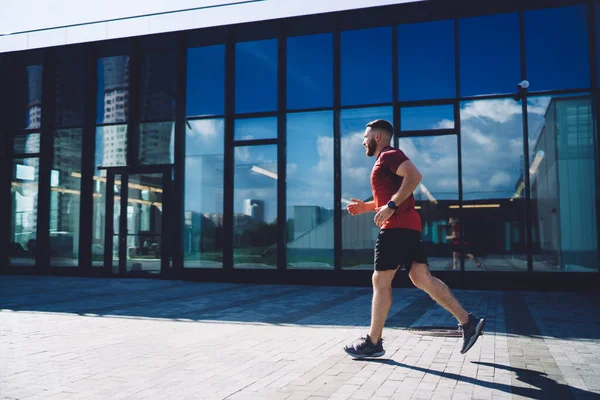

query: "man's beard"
left=365, top=139, right=377, bottom=157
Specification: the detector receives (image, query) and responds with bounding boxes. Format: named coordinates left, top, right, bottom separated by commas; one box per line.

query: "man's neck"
left=374, top=143, right=392, bottom=159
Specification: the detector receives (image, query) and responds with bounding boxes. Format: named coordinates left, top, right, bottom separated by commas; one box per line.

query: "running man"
left=343, top=119, right=485, bottom=358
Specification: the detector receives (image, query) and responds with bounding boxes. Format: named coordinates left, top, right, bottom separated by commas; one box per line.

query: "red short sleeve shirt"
left=371, top=146, right=422, bottom=231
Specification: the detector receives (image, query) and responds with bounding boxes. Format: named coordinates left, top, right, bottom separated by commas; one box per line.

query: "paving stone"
left=1, top=276, right=599, bottom=400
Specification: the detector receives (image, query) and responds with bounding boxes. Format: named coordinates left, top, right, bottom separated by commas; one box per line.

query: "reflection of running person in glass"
left=446, top=217, right=484, bottom=270
left=343, top=119, right=485, bottom=359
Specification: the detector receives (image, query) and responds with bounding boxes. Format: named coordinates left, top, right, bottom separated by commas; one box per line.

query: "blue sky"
left=90, top=5, right=592, bottom=220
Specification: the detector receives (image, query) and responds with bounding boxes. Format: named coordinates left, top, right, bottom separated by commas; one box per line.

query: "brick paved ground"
left=1, top=275, right=599, bottom=400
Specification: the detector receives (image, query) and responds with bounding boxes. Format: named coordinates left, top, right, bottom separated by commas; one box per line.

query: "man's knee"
left=372, top=269, right=396, bottom=290
left=409, top=263, right=432, bottom=290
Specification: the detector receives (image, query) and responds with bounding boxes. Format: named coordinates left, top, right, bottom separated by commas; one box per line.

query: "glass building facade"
left=1, top=0, right=598, bottom=289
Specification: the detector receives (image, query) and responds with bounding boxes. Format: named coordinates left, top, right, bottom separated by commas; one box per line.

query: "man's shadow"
left=355, top=359, right=599, bottom=399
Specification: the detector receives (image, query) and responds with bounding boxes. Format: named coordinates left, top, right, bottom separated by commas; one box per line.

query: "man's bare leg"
left=409, top=263, right=469, bottom=325
left=368, top=267, right=399, bottom=343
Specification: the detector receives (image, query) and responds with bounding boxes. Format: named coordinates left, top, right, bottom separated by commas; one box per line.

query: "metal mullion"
left=173, top=31, right=187, bottom=274
left=396, top=98, right=456, bottom=107
left=79, top=43, right=97, bottom=272
left=587, top=2, right=600, bottom=273
left=392, top=24, right=399, bottom=149
left=286, top=106, right=333, bottom=114
left=35, top=48, right=56, bottom=274
left=104, top=172, right=115, bottom=274
left=397, top=129, right=456, bottom=138
left=118, top=173, right=128, bottom=275
left=186, top=114, right=226, bottom=122
left=454, top=18, right=465, bottom=275
left=223, top=28, right=235, bottom=271
left=333, top=27, right=342, bottom=271
left=233, top=111, right=279, bottom=119
left=519, top=11, right=533, bottom=274
left=232, top=139, right=278, bottom=146
left=277, top=23, right=287, bottom=272
left=340, top=102, right=394, bottom=111
left=12, top=153, right=41, bottom=158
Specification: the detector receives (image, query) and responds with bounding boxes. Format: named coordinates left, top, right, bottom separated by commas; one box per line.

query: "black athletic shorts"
left=374, top=228, right=428, bottom=272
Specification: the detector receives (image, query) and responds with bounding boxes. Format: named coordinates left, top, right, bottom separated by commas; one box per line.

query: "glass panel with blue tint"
left=459, top=13, right=520, bottom=97
left=234, top=117, right=277, bottom=141
left=186, top=45, right=225, bottom=117
left=10, top=158, right=39, bottom=266
left=460, top=99, right=526, bottom=271
left=340, top=106, right=393, bottom=269
left=525, top=6, right=589, bottom=91
left=184, top=119, right=225, bottom=268
left=233, top=145, right=278, bottom=269
left=235, top=39, right=278, bottom=114
left=341, top=27, right=392, bottom=106
left=287, top=34, right=333, bottom=110
left=400, top=105, right=454, bottom=131
left=50, top=128, right=82, bottom=266
left=398, top=135, right=458, bottom=271
left=13, top=64, right=43, bottom=130
left=139, top=51, right=177, bottom=122
left=528, top=95, right=597, bottom=272
left=398, top=20, right=455, bottom=101
left=97, top=56, right=129, bottom=124
left=286, top=111, right=334, bottom=269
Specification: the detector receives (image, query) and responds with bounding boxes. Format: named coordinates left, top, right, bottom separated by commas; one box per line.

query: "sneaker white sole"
left=344, top=348, right=386, bottom=358
left=461, top=317, right=486, bottom=354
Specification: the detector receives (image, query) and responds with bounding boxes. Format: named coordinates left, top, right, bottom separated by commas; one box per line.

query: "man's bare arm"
left=390, top=160, right=422, bottom=207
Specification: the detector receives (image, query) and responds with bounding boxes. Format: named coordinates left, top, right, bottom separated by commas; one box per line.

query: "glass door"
left=104, top=168, right=171, bottom=275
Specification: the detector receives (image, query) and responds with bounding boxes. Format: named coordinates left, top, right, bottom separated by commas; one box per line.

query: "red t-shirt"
left=371, top=146, right=422, bottom=232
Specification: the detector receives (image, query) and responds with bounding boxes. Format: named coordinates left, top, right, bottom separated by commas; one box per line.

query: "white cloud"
left=287, top=163, right=298, bottom=176
left=235, top=147, right=250, bottom=162
left=489, top=171, right=511, bottom=187
left=462, top=126, right=496, bottom=151
left=461, top=99, right=522, bottom=123
left=434, top=119, right=454, bottom=130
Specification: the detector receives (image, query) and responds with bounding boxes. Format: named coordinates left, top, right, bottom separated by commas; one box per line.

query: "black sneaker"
left=344, top=335, right=385, bottom=358
left=460, top=313, right=486, bottom=354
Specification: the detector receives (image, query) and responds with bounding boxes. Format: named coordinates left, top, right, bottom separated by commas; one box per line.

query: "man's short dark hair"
left=366, top=119, right=394, bottom=136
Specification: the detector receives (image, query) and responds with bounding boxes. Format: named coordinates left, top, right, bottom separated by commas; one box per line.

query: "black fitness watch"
left=387, top=200, right=397, bottom=210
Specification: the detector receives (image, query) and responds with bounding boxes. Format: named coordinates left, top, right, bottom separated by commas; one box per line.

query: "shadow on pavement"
left=356, top=359, right=599, bottom=400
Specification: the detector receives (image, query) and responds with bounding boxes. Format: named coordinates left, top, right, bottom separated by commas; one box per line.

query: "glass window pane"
left=528, top=95, right=597, bottom=272
left=10, top=158, right=39, bottom=266
left=234, top=117, right=277, bottom=141
left=97, top=55, right=130, bottom=124
left=287, top=111, right=334, bottom=269
left=401, top=105, right=454, bottom=131
left=138, top=121, right=174, bottom=165
left=341, top=27, right=392, bottom=106
left=525, top=6, right=589, bottom=91
left=50, top=128, right=82, bottom=266
left=13, top=64, right=43, bottom=130
left=233, top=145, right=277, bottom=269
left=398, top=21, right=455, bottom=101
left=95, top=125, right=128, bottom=168
left=287, top=34, right=333, bottom=110
left=459, top=13, right=520, bottom=96
left=140, top=51, right=177, bottom=122
left=184, top=119, right=225, bottom=268
left=13, top=133, right=41, bottom=154
left=398, top=135, right=458, bottom=271
left=235, top=39, right=278, bottom=113
left=186, top=45, right=225, bottom=117
left=460, top=99, right=526, bottom=271
left=340, top=106, right=392, bottom=269
left=55, top=51, right=85, bottom=127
